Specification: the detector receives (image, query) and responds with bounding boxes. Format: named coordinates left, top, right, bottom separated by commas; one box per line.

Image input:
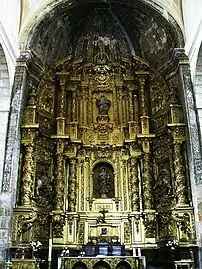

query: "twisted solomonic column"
left=173, top=140, right=187, bottom=205
left=21, top=143, right=34, bottom=206
left=130, top=158, right=139, bottom=211
left=68, top=159, right=77, bottom=212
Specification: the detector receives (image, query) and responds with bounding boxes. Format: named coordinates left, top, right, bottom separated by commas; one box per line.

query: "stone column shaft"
left=2, top=52, right=32, bottom=193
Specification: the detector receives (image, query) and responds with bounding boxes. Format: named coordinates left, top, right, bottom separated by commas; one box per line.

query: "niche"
left=93, top=162, right=115, bottom=199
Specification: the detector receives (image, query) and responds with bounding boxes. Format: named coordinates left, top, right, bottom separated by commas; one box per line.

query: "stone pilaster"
left=2, top=51, right=35, bottom=193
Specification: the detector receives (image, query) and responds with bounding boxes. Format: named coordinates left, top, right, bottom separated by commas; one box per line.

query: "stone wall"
left=0, top=45, right=10, bottom=188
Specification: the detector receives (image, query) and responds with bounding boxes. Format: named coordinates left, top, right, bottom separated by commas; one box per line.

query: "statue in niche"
left=153, top=168, right=173, bottom=209
left=98, top=167, right=111, bottom=198
left=93, top=163, right=114, bottom=199
left=96, top=95, right=111, bottom=116
left=35, top=165, right=53, bottom=207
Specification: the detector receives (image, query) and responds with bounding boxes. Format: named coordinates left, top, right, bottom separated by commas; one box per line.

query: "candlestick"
left=48, top=239, right=52, bottom=262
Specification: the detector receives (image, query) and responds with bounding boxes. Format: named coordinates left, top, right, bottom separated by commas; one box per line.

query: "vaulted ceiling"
left=21, top=0, right=184, bottom=69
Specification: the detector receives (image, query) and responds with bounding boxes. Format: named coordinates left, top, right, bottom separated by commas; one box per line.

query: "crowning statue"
left=96, top=95, right=111, bottom=116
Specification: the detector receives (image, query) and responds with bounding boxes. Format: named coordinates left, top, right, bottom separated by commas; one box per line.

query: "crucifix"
left=97, top=207, right=109, bottom=223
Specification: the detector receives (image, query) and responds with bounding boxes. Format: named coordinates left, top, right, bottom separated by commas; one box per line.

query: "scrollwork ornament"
left=124, top=222, right=131, bottom=244
left=143, top=214, right=157, bottom=238
left=158, top=213, right=174, bottom=239
left=153, top=168, right=173, bottom=209
left=93, top=64, right=111, bottom=86
left=95, top=145, right=112, bottom=159
left=33, top=213, right=49, bottom=240
left=173, top=212, right=194, bottom=241
left=77, top=222, right=85, bottom=244
left=12, top=260, right=39, bottom=269
left=52, top=214, right=65, bottom=238
left=17, top=211, right=37, bottom=236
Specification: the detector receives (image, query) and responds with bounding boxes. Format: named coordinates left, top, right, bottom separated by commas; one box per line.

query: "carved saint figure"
left=96, top=95, right=111, bottom=116
left=153, top=168, right=172, bottom=209
left=98, top=166, right=111, bottom=198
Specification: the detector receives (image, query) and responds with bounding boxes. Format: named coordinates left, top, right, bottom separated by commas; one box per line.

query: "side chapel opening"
left=11, top=3, right=196, bottom=268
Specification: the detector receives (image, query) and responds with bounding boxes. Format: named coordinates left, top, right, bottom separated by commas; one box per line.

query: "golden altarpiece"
left=10, top=8, right=196, bottom=269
